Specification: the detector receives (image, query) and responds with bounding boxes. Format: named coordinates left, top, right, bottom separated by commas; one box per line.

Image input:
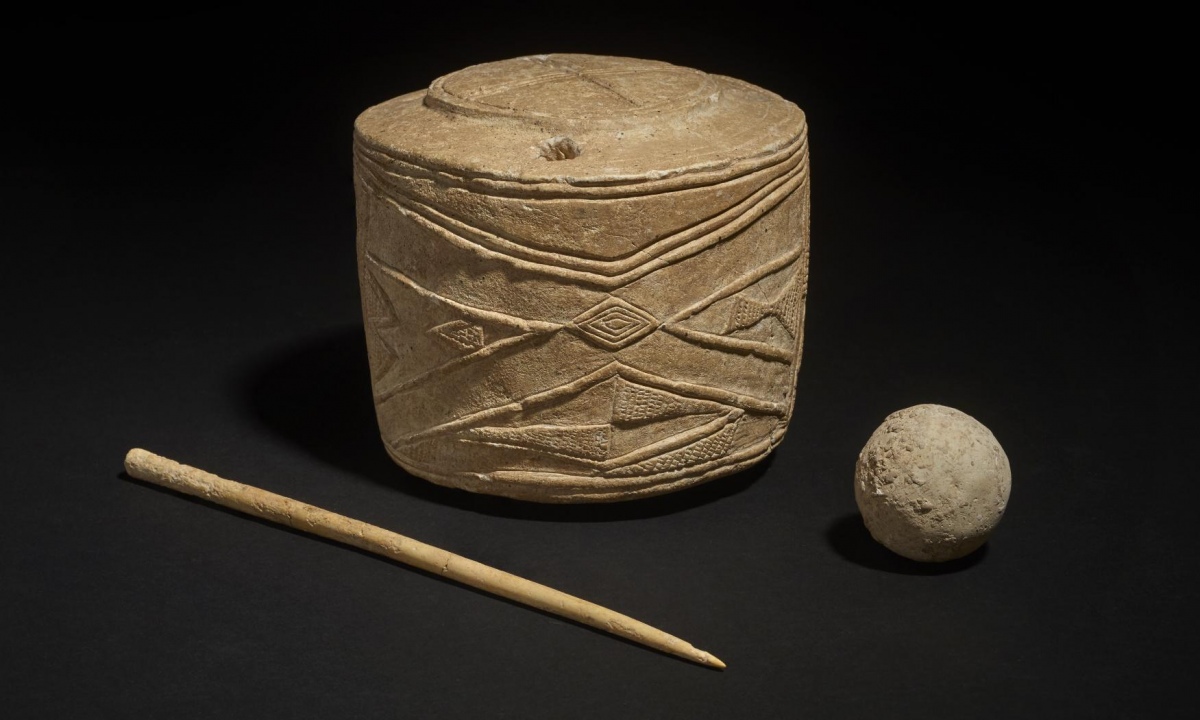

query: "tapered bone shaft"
left=124, top=448, right=725, bottom=669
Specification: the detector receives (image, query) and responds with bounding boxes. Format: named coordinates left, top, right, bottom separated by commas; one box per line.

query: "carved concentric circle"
left=425, top=54, right=719, bottom=121
left=571, top=297, right=659, bottom=349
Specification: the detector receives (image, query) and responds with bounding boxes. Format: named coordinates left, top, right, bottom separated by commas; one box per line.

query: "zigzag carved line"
left=667, top=242, right=805, bottom=323
left=365, top=253, right=562, bottom=333
left=365, top=254, right=559, bottom=402
left=455, top=411, right=738, bottom=472
left=660, top=326, right=793, bottom=363
left=398, top=361, right=786, bottom=444
left=355, top=155, right=808, bottom=288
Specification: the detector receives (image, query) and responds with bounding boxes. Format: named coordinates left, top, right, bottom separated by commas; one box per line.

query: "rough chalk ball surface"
left=854, top=404, right=1011, bottom=562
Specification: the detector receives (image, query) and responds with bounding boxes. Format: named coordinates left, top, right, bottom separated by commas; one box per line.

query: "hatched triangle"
left=461, top=424, right=611, bottom=461
left=724, top=273, right=802, bottom=338
left=606, top=417, right=741, bottom=477
left=364, top=257, right=538, bottom=402
left=430, top=320, right=485, bottom=352
left=611, top=377, right=724, bottom=425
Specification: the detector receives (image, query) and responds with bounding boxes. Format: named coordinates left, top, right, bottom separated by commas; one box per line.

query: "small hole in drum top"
left=538, top=136, right=582, bottom=161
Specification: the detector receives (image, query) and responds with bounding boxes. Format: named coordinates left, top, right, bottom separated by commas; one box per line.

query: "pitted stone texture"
left=854, top=404, right=1011, bottom=562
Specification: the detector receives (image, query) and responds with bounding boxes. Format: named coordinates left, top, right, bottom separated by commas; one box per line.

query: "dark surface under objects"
left=3, top=9, right=1195, bottom=718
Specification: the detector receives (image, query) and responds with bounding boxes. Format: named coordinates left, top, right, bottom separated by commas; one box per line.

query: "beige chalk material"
left=854, top=405, right=1012, bottom=562
left=354, top=54, right=810, bottom=502
left=124, top=448, right=725, bottom=668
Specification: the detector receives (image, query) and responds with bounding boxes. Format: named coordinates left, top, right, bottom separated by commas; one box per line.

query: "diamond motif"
left=571, top=298, right=659, bottom=349
left=429, top=319, right=485, bottom=351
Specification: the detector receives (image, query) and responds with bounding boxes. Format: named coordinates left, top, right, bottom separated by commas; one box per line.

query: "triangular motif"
left=397, top=364, right=746, bottom=476
left=669, top=259, right=806, bottom=356
left=724, top=274, right=801, bottom=337
left=363, top=257, right=537, bottom=401
left=606, top=418, right=740, bottom=477
left=430, top=320, right=486, bottom=352
left=611, top=377, right=721, bottom=425
left=462, top=424, right=611, bottom=461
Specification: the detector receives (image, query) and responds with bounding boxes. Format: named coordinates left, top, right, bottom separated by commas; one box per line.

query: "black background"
left=4, top=7, right=1196, bottom=717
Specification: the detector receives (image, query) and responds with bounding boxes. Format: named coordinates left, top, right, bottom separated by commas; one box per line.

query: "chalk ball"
left=854, top=404, right=1011, bottom=562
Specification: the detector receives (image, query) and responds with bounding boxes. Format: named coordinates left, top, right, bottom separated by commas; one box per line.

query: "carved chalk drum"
left=354, top=54, right=810, bottom=502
